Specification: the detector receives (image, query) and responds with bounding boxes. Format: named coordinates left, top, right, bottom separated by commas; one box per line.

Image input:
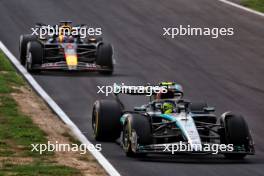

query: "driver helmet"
left=58, top=22, right=72, bottom=43
left=162, top=102, right=174, bottom=114
left=156, top=82, right=184, bottom=99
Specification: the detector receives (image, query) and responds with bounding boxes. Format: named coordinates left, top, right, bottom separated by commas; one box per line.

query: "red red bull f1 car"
left=19, top=21, right=114, bottom=74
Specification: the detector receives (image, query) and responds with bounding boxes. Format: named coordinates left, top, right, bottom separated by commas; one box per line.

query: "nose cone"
left=66, top=55, right=77, bottom=70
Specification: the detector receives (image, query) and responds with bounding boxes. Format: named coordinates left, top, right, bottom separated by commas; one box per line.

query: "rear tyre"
left=96, top=43, right=113, bottom=75
left=19, top=35, right=37, bottom=65
left=220, top=113, right=250, bottom=159
left=122, top=114, right=152, bottom=157
left=92, top=100, right=122, bottom=141
left=26, top=41, right=43, bottom=74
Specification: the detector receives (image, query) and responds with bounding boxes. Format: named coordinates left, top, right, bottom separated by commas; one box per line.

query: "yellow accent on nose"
left=59, top=35, right=64, bottom=43
left=66, top=55, right=77, bottom=66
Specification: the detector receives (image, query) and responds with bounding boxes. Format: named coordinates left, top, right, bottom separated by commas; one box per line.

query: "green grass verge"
left=1, top=163, right=80, bottom=176
left=0, top=52, right=24, bottom=94
left=0, top=52, right=81, bottom=175
left=241, top=0, right=264, bottom=13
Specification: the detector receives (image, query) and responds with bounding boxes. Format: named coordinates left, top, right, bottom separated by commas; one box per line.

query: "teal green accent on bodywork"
left=159, top=114, right=175, bottom=121
left=159, top=114, right=188, bottom=140
left=120, top=115, right=126, bottom=125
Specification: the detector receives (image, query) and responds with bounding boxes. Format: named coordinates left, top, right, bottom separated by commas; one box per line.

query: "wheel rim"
left=26, top=53, right=32, bottom=71
left=92, top=109, right=99, bottom=136
left=123, top=123, right=130, bottom=151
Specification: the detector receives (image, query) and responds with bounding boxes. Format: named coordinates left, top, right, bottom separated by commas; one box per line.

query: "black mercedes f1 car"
left=92, top=82, right=255, bottom=159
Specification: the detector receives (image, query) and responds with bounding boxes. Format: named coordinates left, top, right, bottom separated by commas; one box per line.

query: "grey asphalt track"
left=0, top=0, right=264, bottom=175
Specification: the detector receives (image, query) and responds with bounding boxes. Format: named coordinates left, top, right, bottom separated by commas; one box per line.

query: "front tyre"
left=122, top=114, right=152, bottom=157
left=19, top=35, right=37, bottom=65
left=220, top=112, right=251, bottom=159
left=92, top=100, right=122, bottom=141
left=26, top=41, right=43, bottom=74
left=96, top=43, right=114, bottom=75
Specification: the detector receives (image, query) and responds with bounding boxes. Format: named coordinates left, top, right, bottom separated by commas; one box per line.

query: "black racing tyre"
left=220, top=113, right=250, bottom=159
left=19, top=34, right=37, bottom=65
left=96, top=43, right=113, bottom=75
left=92, top=100, right=122, bottom=141
left=122, top=114, right=152, bottom=157
left=26, top=41, right=43, bottom=73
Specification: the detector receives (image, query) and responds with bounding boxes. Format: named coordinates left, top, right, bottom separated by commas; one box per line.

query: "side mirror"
left=178, top=104, right=186, bottom=111
left=204, top=107, right=215, bottom=112
left=134, top=106, right=146, bottom=112
left=154, top=103, right=162, bottom=110
left=177, top=99, right=190, bottom=107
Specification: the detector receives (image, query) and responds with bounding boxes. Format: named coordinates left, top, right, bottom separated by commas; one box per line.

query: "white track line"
left=218, top=0, right=264, bottom=17
left=0, top=41, right=121, bottom=176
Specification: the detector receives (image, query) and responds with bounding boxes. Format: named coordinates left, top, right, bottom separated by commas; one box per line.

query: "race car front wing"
left=134, top=142, right=255, bottom=155
left=32, top=61, right=112, bottom=71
